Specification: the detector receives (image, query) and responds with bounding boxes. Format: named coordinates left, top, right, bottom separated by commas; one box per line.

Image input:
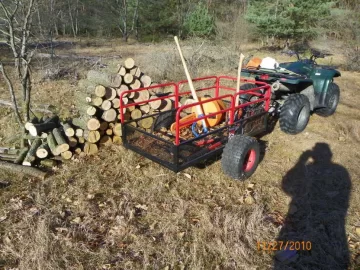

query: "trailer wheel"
left=279, top=94, right=310, bottom=135
left=221, top=135, right=260, bottom=180
left=315, top=83, right=340, bottom=117
left=239, top=83, right=261, bottom=105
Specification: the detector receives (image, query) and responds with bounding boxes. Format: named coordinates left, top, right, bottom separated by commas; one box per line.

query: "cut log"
left=75, top=128, right=84, bottom=138
left=74, top=148, right=82, bottom=155
left=14, top=148, right=29, bottom=164
left=130, top=67, right=142, bottom=78
left=22, top=138, right=42, bottom=166
left=117, top=85, right=129, bottom=97
left=130, top=109, right=142, bottom=120
left=36, top=142, right=50, bottom=159
left=84, top=142, right=98, bottom=156
left=87, top=131, right=101, bottom=143
left=78, top=137, right=85, bottom=144
left=112, top=98, right=121, bottom=109
left=99, top=121, right=109, bottom=131
left=86, top=97, right=92, bottom=103
left=106, top=129, right=113, bottom=136
left=140, top=104, right=150, bottom=114
left=129, top=122, right=137, bottom=127
left=63, top=123, right=75, bottom=137
left=78, top=79, right=97, bottom=93
left=104, top=88, right=117, bottom=101
left=140, top=75, right=152, bottom=87
left=128, top=91, right=138, bottom=99
left=101, top=100, right=112, bottom=111
left=87, top=70, right=122, bottom=88
left=92, top=97, right=103, bottom=107
left=87, top=118, right=101, bottom=131
left=126, top=102, right=136, bottom=112
left=53, top=128, right=70, bottom=153
left=0, top=161, right=47, bottom=180
left=25, top=117, right=39, bottom=131
left=113, top=136, right=123, bottom=145
left=86, top=106, right=98, bottom=117
left=47, top=132, right=60, bottom=156
left=99, top=136, right=112, bottom=146
left=139, top=117, right=154, bottom=129
left=102, top=109, right=117, bottom=122
left=0, top=153, right=17, bottom=160
left=124, top=73, right=134, bottom=85
left=40, top=159, right=57, bottom=168
left=134, top=90, right=150, bottom=103
left=61, top=151, right=73, bottom=160
left=183, top=98, right=196, bottom=114
left=28, top=121, right=58, bottom=137
left=160, top=99, right=173, bottom=112
left=109, top=123, right=115, bottom=129
left=149, top=96, right=164, bottom=110
left=41, top=133, right=48, bottom=139
left=124, top=58, right=135, bottom=70
left=130, top=79, right=141, bottom=90
left=68, top=137, right=78, bottom=148
left=94, top=85, right=106, bottom=97
left=118, top=66, right=126, bottom=76
left=113, top=123, right=122, bottom=136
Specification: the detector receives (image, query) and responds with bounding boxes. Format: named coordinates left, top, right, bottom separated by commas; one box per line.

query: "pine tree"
left=245, top=0, right=333, bottom=42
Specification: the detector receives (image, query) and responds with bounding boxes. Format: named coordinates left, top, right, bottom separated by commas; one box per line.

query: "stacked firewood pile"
left=0, top=58, right=176, bottom=169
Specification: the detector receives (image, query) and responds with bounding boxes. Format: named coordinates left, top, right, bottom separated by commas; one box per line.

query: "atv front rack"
left=118, top=76, right=271, bottom=172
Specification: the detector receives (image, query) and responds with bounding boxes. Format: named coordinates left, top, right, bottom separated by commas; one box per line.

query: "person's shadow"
left=273, top=143, right=351, bottom=270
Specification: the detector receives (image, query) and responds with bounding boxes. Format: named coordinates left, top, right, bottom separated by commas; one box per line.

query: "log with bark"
left=14, top=148, right=29, bottom=164
left=28, top=120, right=58, bottom=136
left=53, top=128, right=70, bottom=153
left=36, top=142, right=50, bottom=159
left=0, top=161, right=47, bottom=180
left=87, top=70, right=122, bottom=88
left=47, top=132, right=60, bottom=156
left=23, top=139, right=42, bottom=166
left=63, top=123, right=75, bottom=137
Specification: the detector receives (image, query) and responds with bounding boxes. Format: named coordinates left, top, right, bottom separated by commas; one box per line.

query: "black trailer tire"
left=239, top=83, right=261, bottom=104
left=221, top=135, right=260, bottom=180
left=279, top=94, right=310, bottom=135
left=315, top=83, right=340, bottom=117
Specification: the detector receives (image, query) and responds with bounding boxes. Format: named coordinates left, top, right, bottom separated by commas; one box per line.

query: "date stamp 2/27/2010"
left=257, top=241, right=312, bottom=253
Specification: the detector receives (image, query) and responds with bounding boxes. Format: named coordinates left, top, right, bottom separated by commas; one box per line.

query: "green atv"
left=240, top=49, right=341, bottom=134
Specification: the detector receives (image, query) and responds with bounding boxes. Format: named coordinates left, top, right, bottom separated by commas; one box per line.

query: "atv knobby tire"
left=280, top=94, right=310, bottom=135
left=315, top=83, right=340, bottom=117
left=221, top=135, right=260, bottom=180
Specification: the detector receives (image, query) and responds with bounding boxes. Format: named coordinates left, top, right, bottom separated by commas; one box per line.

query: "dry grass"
left=1, top=38, right=360, bottom=269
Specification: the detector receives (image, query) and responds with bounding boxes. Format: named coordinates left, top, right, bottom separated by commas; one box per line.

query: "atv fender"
left=300, top=86, right=316, bottom=111
left=310, top=68, right=341, bottom=108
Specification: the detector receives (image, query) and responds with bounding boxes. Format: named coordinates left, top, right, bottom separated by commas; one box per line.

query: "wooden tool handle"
left=174, top=36, right=207, bottom=131
left=235, top=53, right=245, bottom=105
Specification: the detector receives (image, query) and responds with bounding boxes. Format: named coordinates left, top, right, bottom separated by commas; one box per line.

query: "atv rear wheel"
left=279, top=94, right=310, bottom=135
left=221, top=135, right=260, bottom=180
left=315, top=83, right=340, bottom=117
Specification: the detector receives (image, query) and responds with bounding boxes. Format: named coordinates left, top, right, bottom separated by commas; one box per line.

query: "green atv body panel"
left=241, top=59, right=341, bottom=108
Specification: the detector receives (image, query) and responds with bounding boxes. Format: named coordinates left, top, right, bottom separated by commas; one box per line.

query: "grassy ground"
left=0, top=38, right=359, bottom=269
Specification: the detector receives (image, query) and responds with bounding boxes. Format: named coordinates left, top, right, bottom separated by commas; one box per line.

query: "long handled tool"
left=174, top=36, right=208, bottom=134
left=235, top=53, right=245, bottom=106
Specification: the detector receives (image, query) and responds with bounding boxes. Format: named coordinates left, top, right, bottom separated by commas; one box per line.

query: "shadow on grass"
left=273, top=143, right=351, bottom=270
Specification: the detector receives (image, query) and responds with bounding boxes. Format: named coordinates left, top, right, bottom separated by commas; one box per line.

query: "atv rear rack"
left=118, top=76, right=271, bottom=172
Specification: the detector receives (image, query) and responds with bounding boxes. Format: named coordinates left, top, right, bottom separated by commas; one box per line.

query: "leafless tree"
left=0, top=0, right=38, bottom=126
